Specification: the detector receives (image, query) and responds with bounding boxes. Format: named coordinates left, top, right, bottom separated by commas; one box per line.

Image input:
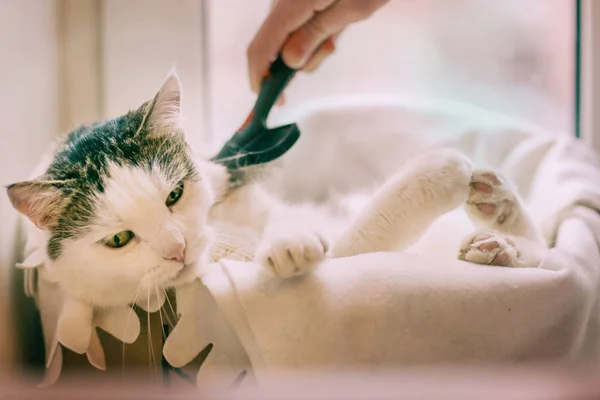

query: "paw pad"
left=466, top=170, right=517, bottom=227
left=458, top=231, right=519, bottom=267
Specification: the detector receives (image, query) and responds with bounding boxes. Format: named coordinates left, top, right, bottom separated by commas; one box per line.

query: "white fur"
left=51, top=161, right=216, bottom=308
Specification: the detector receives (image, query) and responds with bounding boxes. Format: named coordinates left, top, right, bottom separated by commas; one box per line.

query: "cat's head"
left=6, top=72, right=228, bottom=307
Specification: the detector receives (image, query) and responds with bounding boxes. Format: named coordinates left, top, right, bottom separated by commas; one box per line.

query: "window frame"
left=578, top=0, right=600, bottom=150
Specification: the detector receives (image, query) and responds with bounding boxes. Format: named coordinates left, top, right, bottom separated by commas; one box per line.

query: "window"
left=579, top=0, right=600, bottom=150
left=97, top=0, right=576, bottom=148
left=208, top=0, right=576, bottom=142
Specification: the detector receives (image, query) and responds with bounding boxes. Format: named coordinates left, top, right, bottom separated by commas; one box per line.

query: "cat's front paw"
left=256, top=230, right=329, bottom=278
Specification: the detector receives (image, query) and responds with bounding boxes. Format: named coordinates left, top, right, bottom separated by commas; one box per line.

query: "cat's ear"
left=144, top=68, right=183, bottom=134
left=6, top=180, right=67, bottom=229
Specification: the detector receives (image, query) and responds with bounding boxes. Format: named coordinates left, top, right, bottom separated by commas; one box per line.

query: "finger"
left=276, top=33, right=339, bottom=106
left=247, top=0, right=337, bottom=93
left=300, top=35, right=339, bottom=73
left=281, top=0, right=388, bottom=69
left=275, top=33, right=340, bottom=107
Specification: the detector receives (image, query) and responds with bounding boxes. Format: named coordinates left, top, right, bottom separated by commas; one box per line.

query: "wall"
left=0, top=0, right=60, bottom=372
left=102, top=0, right=208, bottom=150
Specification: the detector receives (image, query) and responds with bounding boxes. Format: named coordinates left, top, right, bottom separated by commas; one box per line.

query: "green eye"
left=166, top=181, right=184, bottom=207
left=105, top=231, right=134, bottom=249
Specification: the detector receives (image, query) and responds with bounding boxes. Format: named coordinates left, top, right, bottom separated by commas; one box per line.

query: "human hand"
left=247, top=0, right=390, bottom=98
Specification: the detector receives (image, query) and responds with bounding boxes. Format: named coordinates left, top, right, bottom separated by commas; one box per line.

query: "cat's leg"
left=331, top=149, right=474, bottom=258
left=458, top=170, right=546, bottom=268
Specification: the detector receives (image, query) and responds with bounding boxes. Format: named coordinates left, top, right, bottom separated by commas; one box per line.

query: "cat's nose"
left=165, top=242, right=186, bottom=263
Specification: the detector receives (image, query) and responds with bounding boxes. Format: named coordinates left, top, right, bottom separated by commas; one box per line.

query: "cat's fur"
left=6, top=72, right=547, bottom=311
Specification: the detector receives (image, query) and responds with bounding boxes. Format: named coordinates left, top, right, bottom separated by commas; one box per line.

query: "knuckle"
left=347, top=0, right=381, bottom=20
left=306, top=17, right=329, bottom=38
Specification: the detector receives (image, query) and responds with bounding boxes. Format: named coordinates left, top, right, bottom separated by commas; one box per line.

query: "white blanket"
left=163, top=96, right=600, bottom=386
left=199, top=213, right=599, bottom=373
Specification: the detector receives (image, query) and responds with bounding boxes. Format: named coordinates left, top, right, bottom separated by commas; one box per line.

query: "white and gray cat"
left=6, top=72, right=547, bottom=314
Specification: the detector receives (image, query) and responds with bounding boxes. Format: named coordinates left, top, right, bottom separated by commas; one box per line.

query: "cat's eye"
left=105, top=230, right=134, bottom=249
left=166, top=181, right=184, bottom=207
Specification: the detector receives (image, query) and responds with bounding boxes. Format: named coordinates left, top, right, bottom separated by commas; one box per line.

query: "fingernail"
left=322, top=37, right=336, bottom=53
left=284, top=46, right=308, bottom=69
left=283, top=34, right=311, bottom=69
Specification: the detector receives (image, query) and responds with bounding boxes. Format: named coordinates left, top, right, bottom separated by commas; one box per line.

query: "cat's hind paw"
left=458, top=230, right=520, bottom=267
left=465, top=170, right=520, bottom=229
left=256, top=230, right=329, bottom=278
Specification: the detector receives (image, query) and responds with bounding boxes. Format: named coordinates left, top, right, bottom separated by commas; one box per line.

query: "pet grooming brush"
left=211, top=56, right=299, bottom=186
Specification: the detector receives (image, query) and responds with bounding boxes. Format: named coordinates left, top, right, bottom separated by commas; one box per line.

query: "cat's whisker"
left=158, top=285, right=176, bottom=327
left=210, top=242, right=254, bottom=254
left=161, top=307, right=175, bottom=328
left=211, top=244, right=254, bottom=255
left=127, top=281, right=143, bottom=305
left=212, top=232, right=253, bottom=242
left=209, top=249, right=252, bottom=262
left=162, top=283, right=179, bottom=326
left=211, top=243, right=255, bottom=256
left=209, top=241, right=255, bottom=260
left=146, top=290, right=158, bottom=377
left=212, top=244, right=255, bottom=257
left=211, top=230, right=248, bottom=239
left=155, top=285, right=168, bottom=341
left=212, top=231, right=254, bottom=246
left=122, top=281, right=142, bottom=376
left=210, top=235, right=255, bottom=254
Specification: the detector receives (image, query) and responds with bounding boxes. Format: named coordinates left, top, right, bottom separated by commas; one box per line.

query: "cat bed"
left=16, top=95, right=600, bottom=388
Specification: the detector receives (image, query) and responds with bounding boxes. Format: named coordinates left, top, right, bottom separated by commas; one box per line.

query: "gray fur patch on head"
left=11, top=74, right=199, bottom=260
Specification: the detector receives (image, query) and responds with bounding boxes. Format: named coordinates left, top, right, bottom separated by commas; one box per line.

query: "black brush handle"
left=212, top=56, right=297, bottom=163
left=252, top=56, right=296, bottom=126
left=229, top=56, right=296, bottom=147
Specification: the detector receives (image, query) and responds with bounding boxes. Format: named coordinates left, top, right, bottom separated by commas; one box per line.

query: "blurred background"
left=0, top=0, right=580, bottom=377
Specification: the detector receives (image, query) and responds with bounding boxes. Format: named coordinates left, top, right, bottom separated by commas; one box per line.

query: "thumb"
left=281, top=26, right=330, bottom=70
left=280, top=1, right=353, bottom=69
left=281, top=0, right=387, bottom=69
left=301, top=35, right=339, bottom=73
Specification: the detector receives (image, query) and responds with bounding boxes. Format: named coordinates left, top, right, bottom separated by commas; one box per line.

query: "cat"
left=6, top=71, right=326, bottom=311
left=6, top=71, right=547, bottom=315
